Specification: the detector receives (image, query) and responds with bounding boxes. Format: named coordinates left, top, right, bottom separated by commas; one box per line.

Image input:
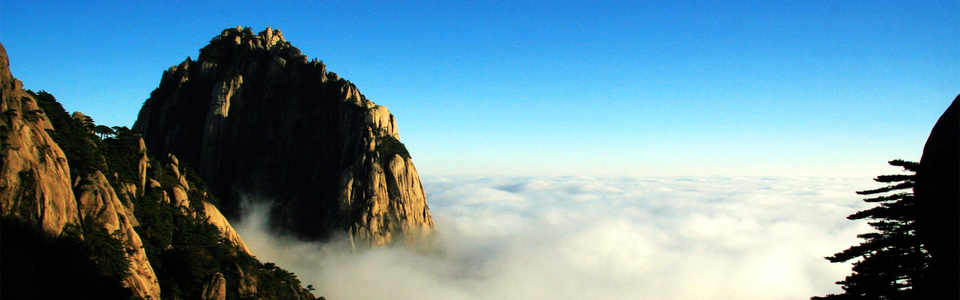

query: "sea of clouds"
left=234, top=176, right=878, bottom=300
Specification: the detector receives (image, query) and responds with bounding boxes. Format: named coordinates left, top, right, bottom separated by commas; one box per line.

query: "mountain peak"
left=209, top=26, right=292, bottom=57
left=134, top=27, right=434, bottom=247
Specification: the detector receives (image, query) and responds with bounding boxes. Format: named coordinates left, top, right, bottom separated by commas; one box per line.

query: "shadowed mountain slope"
left=133, top=27, right=433, bottom=246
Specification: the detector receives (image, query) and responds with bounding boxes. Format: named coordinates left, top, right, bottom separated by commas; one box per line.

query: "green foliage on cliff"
left=258, top=262, right=318, bottom=300
left=131, top=159, right=215, bottom=299
left=134, top=187, right=176, bottom=254
left=81, top=218, right=133, bottom=280
left=13, top=90, right=139, bottom=298
left=377, top=134, right=411, bottom=163
left=22, top=89, right=320, bottom=300
left=155, top=212, right=237, bottom=299
left=132, top=168, right=315, bottom=299
left=100, top=126, right=145, bottom=186
left=198, top=32, right=261, bottom=77
left=30, top=90, right=105, bottom=179
left=30, top=90, right=143, bottom=191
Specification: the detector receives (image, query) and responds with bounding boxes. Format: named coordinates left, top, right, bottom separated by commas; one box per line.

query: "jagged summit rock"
left=133, top=27, right=434, bottom=246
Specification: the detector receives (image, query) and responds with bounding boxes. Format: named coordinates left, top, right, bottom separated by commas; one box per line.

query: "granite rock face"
left=0, top=43, right=80, bottom=237
left=1, top=41, right=274, bottom=299
left=76, top=170, right=161, bottom=300
left=201, top=273, right=227, bottom=300
left=2, top=41, right=161, bottom=300
left=154, top=154, right=252, bottom=255
left=204, top=201, right=252, bottom=255
left=133, top=27, right=434, bottom=246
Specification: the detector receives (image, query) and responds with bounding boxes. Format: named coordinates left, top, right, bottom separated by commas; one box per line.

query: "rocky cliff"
left=75, top=169, right=162, bottom=299
left=1, top=41, right=316, bottom=300
left=1, top=41, right=160, bottom=299
left=133, top=26, right=434, bottom=246
left=0, top=43, right=79, bottom=237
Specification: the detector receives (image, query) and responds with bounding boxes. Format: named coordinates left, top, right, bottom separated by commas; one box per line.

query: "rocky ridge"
left=0, top=44, right=78, bottom=237
left=134, top=26, right=434, bottom=246
left=1, top=42, right=315, bottom=299
left=1, top=41, right=160, bottom=299
left=75, top=169, right=161, bottom=299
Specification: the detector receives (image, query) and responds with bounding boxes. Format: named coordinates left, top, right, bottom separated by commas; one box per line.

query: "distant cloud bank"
left=235, top=176, right=876, bottom=300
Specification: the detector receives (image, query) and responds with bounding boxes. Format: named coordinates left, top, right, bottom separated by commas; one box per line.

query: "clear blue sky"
left=2, top=0, right=957, bottom=177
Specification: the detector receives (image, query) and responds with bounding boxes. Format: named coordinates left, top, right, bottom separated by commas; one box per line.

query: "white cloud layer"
left=234, top=176, right=877, bottom=300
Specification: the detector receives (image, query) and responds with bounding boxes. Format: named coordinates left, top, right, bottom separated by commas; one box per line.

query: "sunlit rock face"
left=75, top=170, right=162, bottom=300
left=0, top=43, right=79, bottom=237
left=1, top=42, right=162, bottom=299
left=2, top=39, right=317, bottom=299
left=133, top=27, right=434, bottom=246
left=201, top=273, right=227, bottom=300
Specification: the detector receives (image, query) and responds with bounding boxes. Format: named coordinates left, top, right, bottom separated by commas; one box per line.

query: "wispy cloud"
left=234, top=176, right=875, bottom=300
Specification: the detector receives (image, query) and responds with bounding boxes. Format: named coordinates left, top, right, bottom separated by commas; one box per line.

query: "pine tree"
left=814, top=160, right=931, bottom=300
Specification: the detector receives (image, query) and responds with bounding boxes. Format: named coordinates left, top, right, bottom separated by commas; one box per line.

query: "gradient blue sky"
left=2, top=0, right=957, bottom=177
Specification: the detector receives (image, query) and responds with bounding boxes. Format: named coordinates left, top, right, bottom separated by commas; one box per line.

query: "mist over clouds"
left=234, top=176, right=876, bottom=300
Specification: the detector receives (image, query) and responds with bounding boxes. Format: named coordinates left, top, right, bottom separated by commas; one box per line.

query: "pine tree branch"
left=857, top=181, right=913, bottom=195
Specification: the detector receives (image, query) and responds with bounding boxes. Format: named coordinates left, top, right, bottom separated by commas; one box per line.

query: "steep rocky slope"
left=75, top=169, right=162, bottom=299
left=2, top=41, right=159, bottom=299
left=1, top=42, right=317, bottom=300
left=134, top=27, right=433, bottom=246
left=0, top=43, right=79, bottom=237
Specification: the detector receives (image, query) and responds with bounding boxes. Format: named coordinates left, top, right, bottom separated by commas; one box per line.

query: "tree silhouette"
left=813, top=160, right=930, bottom=300
left=816, top=96, right=958, bottom=299
left=94, top=124, right=115, bottom=139
left=81, top=115, right=95, bottom=131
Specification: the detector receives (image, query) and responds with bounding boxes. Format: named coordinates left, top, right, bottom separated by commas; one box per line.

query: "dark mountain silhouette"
left=133, top=27, right=433, bottom=246
left=914, top=95, right=959, bottom=297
